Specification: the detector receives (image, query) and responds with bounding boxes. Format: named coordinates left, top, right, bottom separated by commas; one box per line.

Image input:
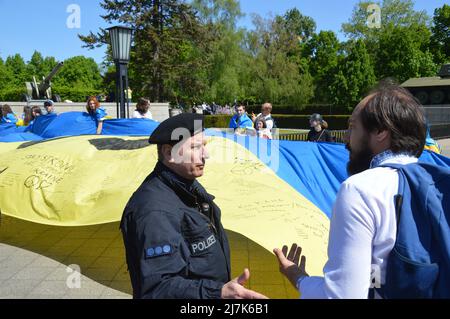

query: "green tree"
left=283, top=8, right=316, bottom=41
left=330, top=40, right=376, bottom=109
left=22, top=52, right=60, bottom=88
left=0, top=58, right=6, bottom=89
left=375, top=24, right=437, bottom=82
left=276, top=8, right=316, bottom=59
left=27, top=51, right=45, bottom=79
left=272, top=8, right=317, bottom=90
left=192, top=0, right=245, bottom=104
left=79, top=0, right=211, bottom=104
left=431, top=4, right=450, bottom=64
left=304, top=31, right=341, bottom=103
left=101, top=64, right=118, bottom=99
left=0, top=58, right=13, bottom=92
left=4, top=54, right=27, bottom=87
left=192, top=0, right=242, bottom=27
left=163, top=37, right=211, bottom=105
left=244, top=13, right=314, bottom=108
left=52, top=56, right=102, bottom=90
left=342, top=0, right=437, bottom=83
left=342, top=0, right=430, bottom=41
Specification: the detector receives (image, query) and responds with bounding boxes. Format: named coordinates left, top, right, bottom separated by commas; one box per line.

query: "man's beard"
left=346, top=135, right=374, bottom=176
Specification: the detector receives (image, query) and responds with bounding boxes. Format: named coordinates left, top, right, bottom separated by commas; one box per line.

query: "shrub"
left=244, top=104, right=351, bottom=115
left=52, top=86, right=102, bottom=102
left=0, top=87, right=26, bottom=101
left=204, top=115, right=233, bottom=128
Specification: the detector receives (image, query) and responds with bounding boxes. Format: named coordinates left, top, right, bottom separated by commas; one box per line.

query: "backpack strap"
left=316, top=130, right=325, bottom=142
left=393, top=194, right=403, bottom=235
left=368, top=191, right=404, bottom=299
left=368, top=163, right=407, bottom=299
left=381, top=163, right=407, bottom=227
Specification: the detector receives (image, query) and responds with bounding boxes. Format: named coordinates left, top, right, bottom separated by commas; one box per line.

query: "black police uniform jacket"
left=120, top=161, right=231, bottom=299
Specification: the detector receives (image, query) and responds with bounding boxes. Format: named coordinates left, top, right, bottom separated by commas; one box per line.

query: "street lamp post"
left=107, top=26, right=133, bottom=119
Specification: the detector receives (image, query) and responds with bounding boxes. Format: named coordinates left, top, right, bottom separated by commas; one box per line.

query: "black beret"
left=149, top=113, right=205, bottom=145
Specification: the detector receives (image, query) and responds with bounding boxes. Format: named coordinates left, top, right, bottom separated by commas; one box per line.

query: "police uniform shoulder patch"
left=145, top=244, right=172, bottom=258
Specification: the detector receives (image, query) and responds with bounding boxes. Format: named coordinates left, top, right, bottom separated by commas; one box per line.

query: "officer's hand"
left=274, top=243, right=309, bottom=289
left=221, top=268, right=268, bottom=299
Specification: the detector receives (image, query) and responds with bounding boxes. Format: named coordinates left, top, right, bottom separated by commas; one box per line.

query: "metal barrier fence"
left=278, top=126, right=450, bottom=142
left=1, top=101, right=170, bottom=123
left=431, top=124, right=450, bottom=140
left=278, top=130, right=347, bottom=143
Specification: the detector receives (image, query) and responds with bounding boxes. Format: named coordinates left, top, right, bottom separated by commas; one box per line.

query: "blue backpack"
left=376, top=162, right=450, bottom=299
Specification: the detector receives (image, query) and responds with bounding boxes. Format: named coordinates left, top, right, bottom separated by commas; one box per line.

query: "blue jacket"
left=120, top=161, right=231, bottom=299
left=228, top=113, right=253, bottom=129
left=89, top=107, right=108, bottom=122
left=0, top=113, right=18, bottom=125
left=425, top=126, right=441, bottom=153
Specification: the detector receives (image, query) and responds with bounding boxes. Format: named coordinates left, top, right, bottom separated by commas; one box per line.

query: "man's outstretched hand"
left=221, top=268, right=268, bottom=299
left=274, top=243, right=309, bottom=289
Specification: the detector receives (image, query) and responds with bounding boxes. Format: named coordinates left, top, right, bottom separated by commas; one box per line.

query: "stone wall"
left=2, top=102, right=170, bottom=122
left=424, top=106, right=450, bottom=125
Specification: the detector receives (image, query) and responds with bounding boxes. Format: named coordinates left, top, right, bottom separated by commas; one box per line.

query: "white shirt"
left=257, top=128, right=272, bottom=139
left=299, top=153, right=418, bottom=299
left=132, top=110, right=153, bottom=120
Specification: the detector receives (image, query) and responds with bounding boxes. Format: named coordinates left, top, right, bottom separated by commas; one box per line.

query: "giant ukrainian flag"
left=1, top=112, right=449, bottom=297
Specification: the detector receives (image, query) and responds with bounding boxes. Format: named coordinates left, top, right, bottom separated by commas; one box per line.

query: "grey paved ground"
left=438, top=138, right=450, bottom=157
left=0, top=244, right=131, bottom=299
left=0, top=216, right=132, bottom=299
left=0, top=214, right=297, bottom=299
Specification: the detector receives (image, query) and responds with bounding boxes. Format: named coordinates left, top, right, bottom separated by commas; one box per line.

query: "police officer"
left=120, top=113, right=267, bottom=299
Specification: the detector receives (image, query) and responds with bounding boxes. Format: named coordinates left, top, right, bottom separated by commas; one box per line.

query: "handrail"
left=278, top=130, right=347, bottom=143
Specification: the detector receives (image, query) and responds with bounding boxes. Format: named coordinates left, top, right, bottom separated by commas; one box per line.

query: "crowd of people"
left=226, top=103, right=276, bottom=139
left=0, top=102, right=46, bottom=126
left=226, top=102, right=335, bottom=142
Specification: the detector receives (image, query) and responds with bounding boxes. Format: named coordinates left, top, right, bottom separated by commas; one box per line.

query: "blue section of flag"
left=0, top=123, right=27, bottom=137
left=0, top=132, right=43, bottom=142
left=0, top=112, right=160, bottom=140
